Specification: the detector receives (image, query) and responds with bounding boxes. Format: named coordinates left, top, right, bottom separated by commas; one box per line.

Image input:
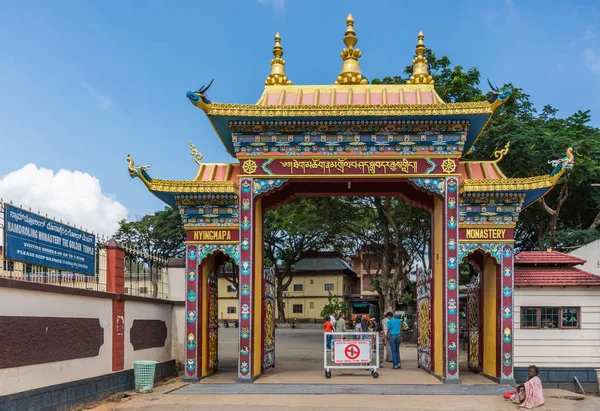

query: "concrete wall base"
left=0, top=360, right=177, bottom=411
left=514, top=367, right=598, bottom=393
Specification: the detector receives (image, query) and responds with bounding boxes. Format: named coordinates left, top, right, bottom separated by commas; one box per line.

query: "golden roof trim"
left=148, top=178, right=239, bottom=194
left=197, top=101, right=496, bottom=117
left=460, top=175, right=553, bottom=193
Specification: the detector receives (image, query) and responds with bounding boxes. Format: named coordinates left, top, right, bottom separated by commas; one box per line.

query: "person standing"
left=381, top=314, right=392, bottom=362
left=385, top=312, right=402, bottom=369
left=329, top=311, right=337, bottom=328
left=323, top=318, right=334, bottom=350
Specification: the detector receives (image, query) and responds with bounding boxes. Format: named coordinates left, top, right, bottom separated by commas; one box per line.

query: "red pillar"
left=444, top=177, right=460, bottom=383
left=106, top=239, right=125, bottom=372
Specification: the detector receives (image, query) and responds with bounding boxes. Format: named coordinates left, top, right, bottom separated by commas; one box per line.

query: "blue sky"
left=0, top=0, right=599, bottom=227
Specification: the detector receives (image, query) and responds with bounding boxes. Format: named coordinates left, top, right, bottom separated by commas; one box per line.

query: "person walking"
left=385, top=312, right=402, bottom=369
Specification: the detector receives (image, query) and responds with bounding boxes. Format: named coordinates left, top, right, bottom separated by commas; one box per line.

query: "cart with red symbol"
left=323, top=332, right=380, bottom=379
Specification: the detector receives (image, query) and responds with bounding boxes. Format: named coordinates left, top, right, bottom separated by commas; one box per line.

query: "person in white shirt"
left=329, top=312, right=337, bottom=327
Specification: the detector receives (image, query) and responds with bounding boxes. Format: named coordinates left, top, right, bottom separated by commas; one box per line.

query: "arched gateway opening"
left=127, top=15, right=571, bottom=385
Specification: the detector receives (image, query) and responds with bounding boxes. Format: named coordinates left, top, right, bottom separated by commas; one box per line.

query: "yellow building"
left=217, top=252, right=359, bottom=322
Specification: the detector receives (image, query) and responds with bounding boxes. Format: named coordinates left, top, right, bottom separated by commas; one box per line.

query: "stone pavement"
left=86, top=328, right=599, bottom=410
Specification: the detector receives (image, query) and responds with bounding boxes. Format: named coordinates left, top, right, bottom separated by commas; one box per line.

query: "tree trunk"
left=276, top=284, right=286, bottom=323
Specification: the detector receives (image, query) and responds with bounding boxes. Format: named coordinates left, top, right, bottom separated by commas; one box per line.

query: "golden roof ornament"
left=407, top=31, right=433, bottom=85
left=335, top=14, right=368, bottom=85
left=265, top=32, right=292, bottom=86
left=189, top=141, right=203, bottom=165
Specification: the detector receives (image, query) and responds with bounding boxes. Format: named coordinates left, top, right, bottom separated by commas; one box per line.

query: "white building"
left=513, top=251, right=600, bottom=393
left=568, top=238, right=600, bottom=277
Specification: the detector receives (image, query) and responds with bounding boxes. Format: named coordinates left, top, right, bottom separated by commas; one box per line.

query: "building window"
left=521, top=308, right=538, bottom=328
left=227, top=285, right=236, bottom=293
left=521, top=307, right=580, bottom=329
left=309, top=302, right=314, bottom=309
left=325, top=284, right=334, bottom=292
left=310, top=279, right=314, bottom=284
left=139, top=287, right=148, bottom=294
left=293, top=304, right=303, bottom=313
left=227, top=307, right=236, bottom=314
left=293, top=284, right=303, bottom=292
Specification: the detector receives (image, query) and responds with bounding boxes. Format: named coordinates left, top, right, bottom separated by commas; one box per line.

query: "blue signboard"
left=4, top=205, right=96, bottom=275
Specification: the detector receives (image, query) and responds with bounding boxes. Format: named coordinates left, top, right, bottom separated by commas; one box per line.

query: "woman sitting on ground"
left=506, top=365, right=544, bottom=409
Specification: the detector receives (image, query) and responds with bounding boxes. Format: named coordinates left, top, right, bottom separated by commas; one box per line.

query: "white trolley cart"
left=323, top=332, right=380, bottom=379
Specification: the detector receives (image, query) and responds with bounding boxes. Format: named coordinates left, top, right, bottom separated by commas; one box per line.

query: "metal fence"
left=123, top=244, right=169, bottom=300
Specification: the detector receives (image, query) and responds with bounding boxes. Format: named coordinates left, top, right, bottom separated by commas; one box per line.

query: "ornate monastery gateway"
left=128, top=15, right=573, bottom=384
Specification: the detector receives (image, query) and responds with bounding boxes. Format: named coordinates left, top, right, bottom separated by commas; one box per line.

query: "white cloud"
left=584, top=48, right=600, bottom=75
left=0, top=164, right=128, bottom=238
left=256, top=0, right=285, bottom=10
left=79, top=80, right=113, bottom=109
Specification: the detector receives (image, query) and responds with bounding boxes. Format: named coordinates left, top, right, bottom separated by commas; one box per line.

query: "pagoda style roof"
left=186, top=16, right=510, bottom=158
left=126, top=145, right=239, bottom=207
left=458, top=144, right=574, bottom=207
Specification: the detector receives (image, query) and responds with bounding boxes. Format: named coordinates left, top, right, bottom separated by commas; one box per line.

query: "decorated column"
left=184, top=245, right=200, bottom=381
left=500, top=243, right=515, bottom=384
left=238, top=178, right=254, bottom=381
left=444, top=176, right=460, bottom=383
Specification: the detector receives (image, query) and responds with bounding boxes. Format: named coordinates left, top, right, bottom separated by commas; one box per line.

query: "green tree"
left=263, top=197, right=350, bottom=322
left=320, top=293, right=351, bottom=320
left=374, top=49, right=600, bottom=251
left=114, top=206, right=186, bottom=259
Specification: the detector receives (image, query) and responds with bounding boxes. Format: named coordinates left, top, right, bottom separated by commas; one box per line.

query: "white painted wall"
left=514, top=287, right=600, bottom=368
left=0, top=288, right=113, bottom=396
left=568, top=239, right=600, bottom=277
left=171, top=305, right=185, bottom=364
left=168, top=266, right=186, bottom=302
left=123, top=301, right=172, bottom=369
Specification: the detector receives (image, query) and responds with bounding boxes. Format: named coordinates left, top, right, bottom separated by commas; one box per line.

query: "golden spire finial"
left=265, top=32, right=292, bottom=86
left=189, top=141, right=203, bottom=165
left=335, top=14, right=367, bottom=85
left=407, top=31, right=433, bottom=85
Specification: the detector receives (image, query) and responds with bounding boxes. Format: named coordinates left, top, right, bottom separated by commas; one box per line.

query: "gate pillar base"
left=182, top=377, right=200, bottom=383
left=235, top=374, right=262, bottom=383
left=499, top=377, right=516, bottom=385
left=432, top=373, right=462, bottom=384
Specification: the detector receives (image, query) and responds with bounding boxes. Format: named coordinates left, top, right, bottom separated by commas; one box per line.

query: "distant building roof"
left=514, top=251, right=586, bottom=266
left=514, top=250, right=600, bottom=287
left=292, top=252, right=356, bottom=277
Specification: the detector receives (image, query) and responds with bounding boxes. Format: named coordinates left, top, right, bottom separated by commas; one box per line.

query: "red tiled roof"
left=514, top=251, right=586, bottom=266
left=515, top=266, right=600, bottom=287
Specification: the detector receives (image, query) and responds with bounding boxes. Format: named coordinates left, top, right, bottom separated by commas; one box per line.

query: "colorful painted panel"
left=237, top=178, right=254, bottom=380
left=467, top=273, right=482, bottom=372
left=458, top=243, right=503, bottom=265
left=501, top=244, right=514, bottom=380
left=208, top=269, right=219, bottom=370
left=445, top=177, right=459, bottom=380
left=197, top=244, right=240, bottom=265
left=231, top=120, right=469, bottom=157
left=239, top=157, right=456, bottom=178
left=409, top=177, right=445, bottom=196
left=185, top=245, right=199, bottom=379
left=459, top=193, right=525, bottom=225
left=416, top=267, right=432, bottom=371
left=253, top=178, right=289, bottom=196
left=263, top=265, right=276, bottom=370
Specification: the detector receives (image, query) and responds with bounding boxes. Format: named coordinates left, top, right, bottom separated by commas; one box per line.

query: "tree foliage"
left=373, top=49, right=600, bottom=250
left=114, top=206, right=186, bottom=259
